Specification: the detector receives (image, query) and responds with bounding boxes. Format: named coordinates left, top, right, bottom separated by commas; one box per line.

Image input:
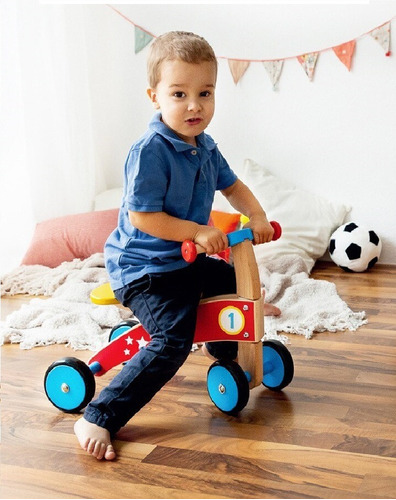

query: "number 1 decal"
left=218, top=306, right=245, bottom=335
left=228, top=312, right=235, bottom=330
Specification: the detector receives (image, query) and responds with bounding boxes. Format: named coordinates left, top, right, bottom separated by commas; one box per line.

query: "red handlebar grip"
left=181, top=240, right=197, bottom=263
left=270, top=221, right=282, bottom=241
left=181, top=221, right=282, bottom=263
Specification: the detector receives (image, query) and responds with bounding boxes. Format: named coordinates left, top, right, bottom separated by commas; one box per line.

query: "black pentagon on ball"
left=368, top=257, right=378, bottom=269
left=345, top=243, right=361, bottom=260
left=329, top=239, right=336, bottom=254
left=340, top=265, right=354, bottom=272
left=369, top=230, right=380, bottom=246
left=344, top=222, right=358, bottom=233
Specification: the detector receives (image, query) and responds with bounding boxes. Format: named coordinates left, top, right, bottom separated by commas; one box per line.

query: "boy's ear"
left=147, top=88, right=160, bottom=109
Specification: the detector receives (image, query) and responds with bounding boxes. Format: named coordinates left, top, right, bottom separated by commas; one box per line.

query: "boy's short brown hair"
left=147, top=31, right=217, bottom=89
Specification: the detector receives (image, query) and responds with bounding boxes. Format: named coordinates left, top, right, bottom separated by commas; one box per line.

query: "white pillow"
left=94, top=161, right=349, bottom=273
left=94, top=188, right=123, bottom=211
left=240, top=159, right=350, bottom=273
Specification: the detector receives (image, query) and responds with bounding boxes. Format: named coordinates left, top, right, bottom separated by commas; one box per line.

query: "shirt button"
left=191, top=150, right=197, bottom=155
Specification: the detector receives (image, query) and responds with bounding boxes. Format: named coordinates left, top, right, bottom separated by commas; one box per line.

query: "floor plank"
left=1, top=262, right=396, bottom=498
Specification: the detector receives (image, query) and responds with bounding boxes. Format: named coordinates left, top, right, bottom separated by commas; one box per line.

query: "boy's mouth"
left=186, top=117, right=202, bottom=125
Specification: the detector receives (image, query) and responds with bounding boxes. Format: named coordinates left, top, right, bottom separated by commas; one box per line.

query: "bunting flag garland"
left=228, top=59, right=250, bottom=84
left=332, top=40, right=356, bottom=71
left=262, top=60, right=284, bottom=89
left=107, top=6, right=394, bottom=89
left=369, top=21, right=391, bottom=56
left=297, top=52, right=319, bottom=81
left=135, top=26, right=154, bottom=54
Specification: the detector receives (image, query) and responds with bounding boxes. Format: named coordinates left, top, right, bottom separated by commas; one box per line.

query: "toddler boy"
left=74, top=31, right=280, bottom=460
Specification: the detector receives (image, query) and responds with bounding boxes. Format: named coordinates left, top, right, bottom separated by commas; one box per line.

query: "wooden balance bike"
left=44, top=222, right=294, bottom=415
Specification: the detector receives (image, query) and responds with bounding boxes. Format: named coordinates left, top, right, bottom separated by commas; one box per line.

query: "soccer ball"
left=329, top=222, right=382, bottom=272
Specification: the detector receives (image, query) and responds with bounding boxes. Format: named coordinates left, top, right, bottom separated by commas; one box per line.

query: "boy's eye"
left=173, top=91, right=186, bottom=98
left=200, top=91, right=211, bottom=97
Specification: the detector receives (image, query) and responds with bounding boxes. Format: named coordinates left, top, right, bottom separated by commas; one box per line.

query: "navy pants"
left=83, top=255, right=238, bottom=436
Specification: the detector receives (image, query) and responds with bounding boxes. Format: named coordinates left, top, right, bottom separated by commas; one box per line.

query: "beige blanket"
left=0, top=253, right=367, bottom=350
left=258, top=254, right=367, bottom=339
left=0, top=254, right=133, bottom=350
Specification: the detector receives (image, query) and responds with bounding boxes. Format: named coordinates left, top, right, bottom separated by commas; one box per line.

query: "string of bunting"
left=108, top=5, right=394, bottom=89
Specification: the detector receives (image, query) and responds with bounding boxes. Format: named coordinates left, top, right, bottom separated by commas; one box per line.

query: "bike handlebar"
left=181, top=220, right=282, bottom=263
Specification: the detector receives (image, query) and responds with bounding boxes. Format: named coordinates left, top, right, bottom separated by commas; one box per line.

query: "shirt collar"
left=149, top=112, right=216, bottom=153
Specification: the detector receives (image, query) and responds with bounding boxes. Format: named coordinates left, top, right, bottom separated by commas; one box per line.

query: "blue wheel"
left=44, top=357, right=96, bottom=413
left=207, top=360, right=250, bottom=415
left=262, top=340, right=294, bottom=391
left=108, top=319, right=139, bottom=342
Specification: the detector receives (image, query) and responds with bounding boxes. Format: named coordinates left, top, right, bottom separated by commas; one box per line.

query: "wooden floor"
left=1, top=261, right=396, bottom=499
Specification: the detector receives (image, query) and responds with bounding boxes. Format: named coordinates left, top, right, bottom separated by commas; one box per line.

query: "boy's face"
left=147, top=59, right=216, bottom=146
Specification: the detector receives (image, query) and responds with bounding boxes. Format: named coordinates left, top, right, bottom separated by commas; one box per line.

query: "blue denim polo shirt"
left=105, top=113, right=238, bottom=290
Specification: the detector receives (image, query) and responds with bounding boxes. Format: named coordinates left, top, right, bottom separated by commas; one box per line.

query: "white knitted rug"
left=258, top=254, right=367, bottom=339
left=0, top=254, right=133, bottom=350
left=0, top=253, right=367, bottom=351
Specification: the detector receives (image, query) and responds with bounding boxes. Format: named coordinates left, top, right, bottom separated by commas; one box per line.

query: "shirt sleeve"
left=215, top=148, right=238, bottom=190
left=125, top=145, right=168, bottom=212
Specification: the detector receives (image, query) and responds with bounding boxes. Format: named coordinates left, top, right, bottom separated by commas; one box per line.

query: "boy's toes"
left=86, top=438, right=97, bottom=455
left=104, top=444, right=116, bottom=461
left=263, top=303, right=281, bottom=317
left=94, top=441, right=106, bottom=460
left=74, top=417, right=116, bottom=460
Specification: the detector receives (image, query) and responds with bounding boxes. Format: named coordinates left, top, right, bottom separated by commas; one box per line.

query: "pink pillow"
left=21, top=209, right=119, bottom=267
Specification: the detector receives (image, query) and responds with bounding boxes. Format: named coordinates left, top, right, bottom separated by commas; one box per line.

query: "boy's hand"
left=243, top=215, right=274, bottom=245
left=193, top=225, right=229, bottom=255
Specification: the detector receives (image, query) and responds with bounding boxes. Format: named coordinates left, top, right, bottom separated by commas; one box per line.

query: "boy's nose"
left=188, top=100, right=201, bottom=112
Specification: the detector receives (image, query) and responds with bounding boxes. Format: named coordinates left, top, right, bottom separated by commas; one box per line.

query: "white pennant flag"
left=369, top=22, right=391, bottom=56
left=263, top=60, right=284, bottom=89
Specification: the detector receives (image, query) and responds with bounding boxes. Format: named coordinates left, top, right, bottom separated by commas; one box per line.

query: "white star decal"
left=137, top=336, right=149, bottom=349
left=124, top=348, right=131, bottom=356
left=125, top=336, right=133, bottom=345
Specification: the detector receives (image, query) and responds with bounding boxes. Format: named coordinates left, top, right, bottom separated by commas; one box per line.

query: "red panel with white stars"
left=88, top=297, right=257, bottom=376
left=88, top=324, right=150, bottom=376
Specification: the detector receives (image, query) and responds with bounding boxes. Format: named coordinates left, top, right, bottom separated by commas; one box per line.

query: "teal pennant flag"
left=135, top=26, right=154, bottom=54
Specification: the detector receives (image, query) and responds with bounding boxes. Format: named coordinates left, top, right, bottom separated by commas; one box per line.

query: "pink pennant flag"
left=228, top=59, right=250, bottom=84
left=369, top=22, right=391, bottom=56
left=297, top=52, right=319, bottom=81
left=333, top=40, right=356, bottom=71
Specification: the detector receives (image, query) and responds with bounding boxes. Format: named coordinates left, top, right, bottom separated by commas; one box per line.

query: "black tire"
left=44, top=357, right=96, bottom=413
left=262, top=340, right=294, bottom=391
left=108, top=319, right=139, bottom=342
left=207, top=359, right=250, bottom=415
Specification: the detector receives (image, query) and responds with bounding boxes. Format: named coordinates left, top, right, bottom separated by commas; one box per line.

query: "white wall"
left=83, top=3, right=396, bottom=265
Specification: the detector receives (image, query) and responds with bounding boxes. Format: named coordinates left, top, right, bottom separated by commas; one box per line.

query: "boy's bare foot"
left=74, top=417, right=116, bottom=460
left=201, top=343, right=217, bottom=361
left=262, top=289, right=281, bottom=317
left=263, top=303, right=281, bottom=316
